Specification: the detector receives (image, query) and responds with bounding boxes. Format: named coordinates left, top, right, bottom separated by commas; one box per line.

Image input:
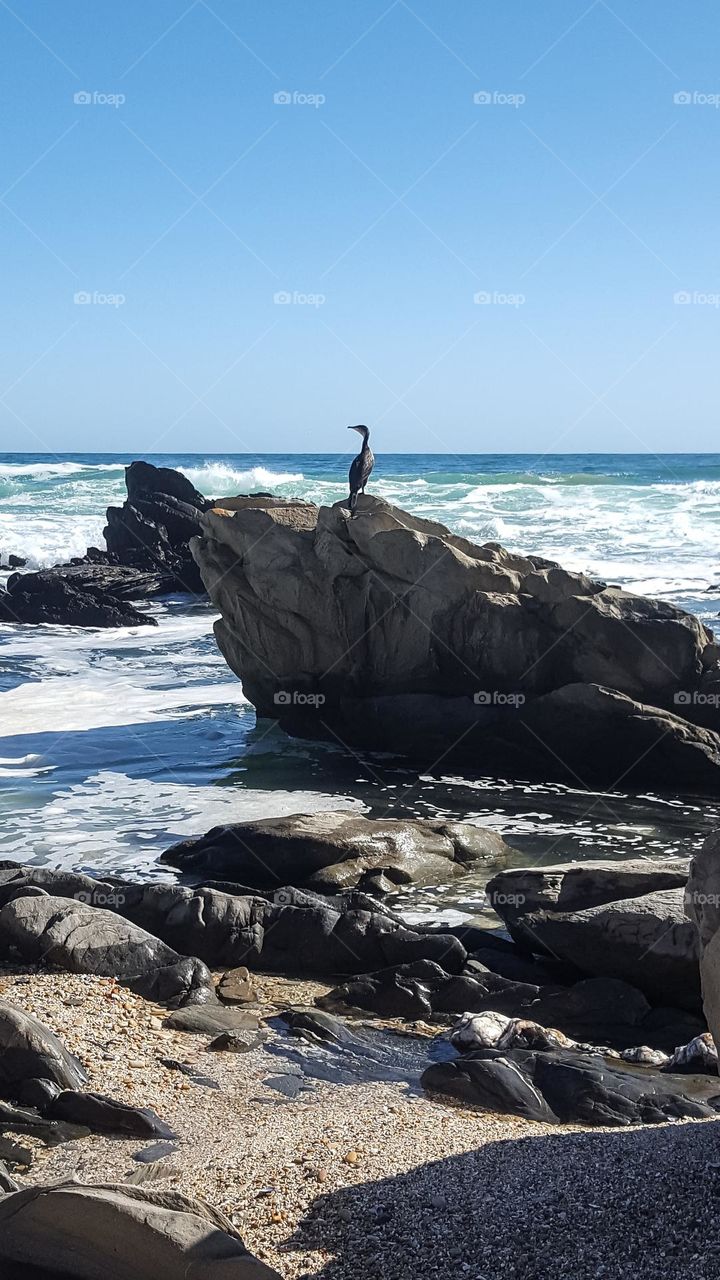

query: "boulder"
left=190, top=493, right=720, bottom=789
left=502, top=889, right=700, bottom=1011
left=0, top=1000, right=87, bottom=1093
left=0, top=1180, right=280, bottom=1278
left=423, top=1047, right=719, bottom=1126
left=485, top=858, right=691, bottom=935
left=0, top=895, right=214, bottom=1006
left=162, top=811, right=509, bottom=894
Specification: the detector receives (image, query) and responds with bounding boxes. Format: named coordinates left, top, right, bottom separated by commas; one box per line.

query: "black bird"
left=347, top=424, right=374, bottom=513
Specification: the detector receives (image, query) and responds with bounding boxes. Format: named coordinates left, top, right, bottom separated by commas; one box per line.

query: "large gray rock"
left=686, top=830, right=720, bottom=1056
left=0, top=896, right=214, bottom=1006
left=189, top=494, right=720, bottom=788
left=162, top=810, right=509, bottom=893
left=0, top=1180, right=279, bottom=1278
left=0, top=1000, right=87, bottom=1093
left=486, top=858, right=691, bottom=937
left=509, top=889, right=700, bottom=1011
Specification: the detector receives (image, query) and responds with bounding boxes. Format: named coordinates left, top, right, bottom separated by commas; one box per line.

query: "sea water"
left=1, top=452, right=719, bottom=926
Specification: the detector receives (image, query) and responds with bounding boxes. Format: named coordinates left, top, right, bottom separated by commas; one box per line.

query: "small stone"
left=343, top=1150, right=359, bottom=1165
left=316, top=1168, right=328, bottom=1183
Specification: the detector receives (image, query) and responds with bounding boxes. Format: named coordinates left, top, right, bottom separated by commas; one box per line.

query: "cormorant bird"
left=347, top=424, right=374, bottom=513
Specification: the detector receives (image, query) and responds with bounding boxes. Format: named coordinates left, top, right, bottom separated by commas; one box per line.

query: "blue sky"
left=1, top=1, right=718, bottom=453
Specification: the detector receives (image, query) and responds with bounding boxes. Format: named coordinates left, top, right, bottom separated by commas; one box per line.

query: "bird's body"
left=348, top=424, right=374, bottom=512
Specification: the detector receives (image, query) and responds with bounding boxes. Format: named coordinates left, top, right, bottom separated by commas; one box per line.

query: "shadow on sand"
left=287, top=1116, right=720, bottom=1280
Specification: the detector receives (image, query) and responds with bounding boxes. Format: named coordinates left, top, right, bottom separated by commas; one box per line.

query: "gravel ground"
left=1, top=967, right=718, bottom=1280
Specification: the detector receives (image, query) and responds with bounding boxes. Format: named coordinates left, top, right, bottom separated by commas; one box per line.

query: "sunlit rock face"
left=192, top=493, right=720, bottom=791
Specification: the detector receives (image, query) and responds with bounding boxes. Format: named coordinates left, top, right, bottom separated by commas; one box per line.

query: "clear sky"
left=1, top=1, right=718, bottom=454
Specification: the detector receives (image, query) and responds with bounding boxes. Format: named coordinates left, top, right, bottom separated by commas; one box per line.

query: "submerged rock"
left=190, top=493, right=720, bottom=789
left=162, top=811, right=508, bottom=894
left=0, top=1180, right=281, bottom=1278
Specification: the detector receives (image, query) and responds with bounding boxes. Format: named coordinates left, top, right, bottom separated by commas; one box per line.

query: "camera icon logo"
left=273, top=91, right=292, bottom=105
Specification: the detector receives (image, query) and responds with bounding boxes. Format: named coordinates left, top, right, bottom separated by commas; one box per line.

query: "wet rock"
left=0, top=1180, right=281, bottom=1278
left=191, top=493, right=720, bottom=790
left=0, top=573, right=157, bottom=628
left=0, top=867, right=467, bottom=981
left=50, top=1092, right=175, bottom=1139
left=423, top=1047, right=720, bottom=1126
left=0, top=1000, right=87, bottom=1093
left=620, top=1046, right=670, bottom=1066
left=163, top=812, right=509, bottom=894
left=0, top=895, right=214, bottom=1007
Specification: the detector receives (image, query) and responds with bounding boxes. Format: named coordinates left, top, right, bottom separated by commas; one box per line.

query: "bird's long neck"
left=358, top=427, right=370, bottom=447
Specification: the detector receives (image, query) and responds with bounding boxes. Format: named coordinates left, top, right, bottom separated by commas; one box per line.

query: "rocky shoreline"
left=3, top=461, right=720, bottom=1275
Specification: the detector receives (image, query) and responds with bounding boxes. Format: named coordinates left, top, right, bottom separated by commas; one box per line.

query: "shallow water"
left=1, top=451, right=719, bottom=928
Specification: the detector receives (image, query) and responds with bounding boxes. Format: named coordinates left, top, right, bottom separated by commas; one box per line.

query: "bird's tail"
left=349, top=491, right=358, bottom=512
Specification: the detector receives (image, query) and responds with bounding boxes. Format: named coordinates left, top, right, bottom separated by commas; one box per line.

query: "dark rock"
left=8, top=555, right=26, bottom=569
left=510, top=890, right=700, bottom=1011
left=50, top=1092, right=175, bottom=1139
left=0, top=895, right=214, bottom=1007
left=0, top=1137, right=33, bottom=1166
left=0, top=1100, right=89, bottom=1145
left=163, top=811, right=509, bottom=894
left=423, top=1047, right=719, bottom=1126
left=0, top=1000, right=87, bottom=1093
left=0, top=573, right=156, bottom=628
left=125, top=460, right=206, bottom=511
left=15, top=1079, right=62, bottom=1111
left=133, top=1142, right=178, bottom=1164
left=0, top=1180, right=282, bottom=1278
left=0, top=867, right=467, bottom=981
left=205, top=1031, right=260, bottom=1053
